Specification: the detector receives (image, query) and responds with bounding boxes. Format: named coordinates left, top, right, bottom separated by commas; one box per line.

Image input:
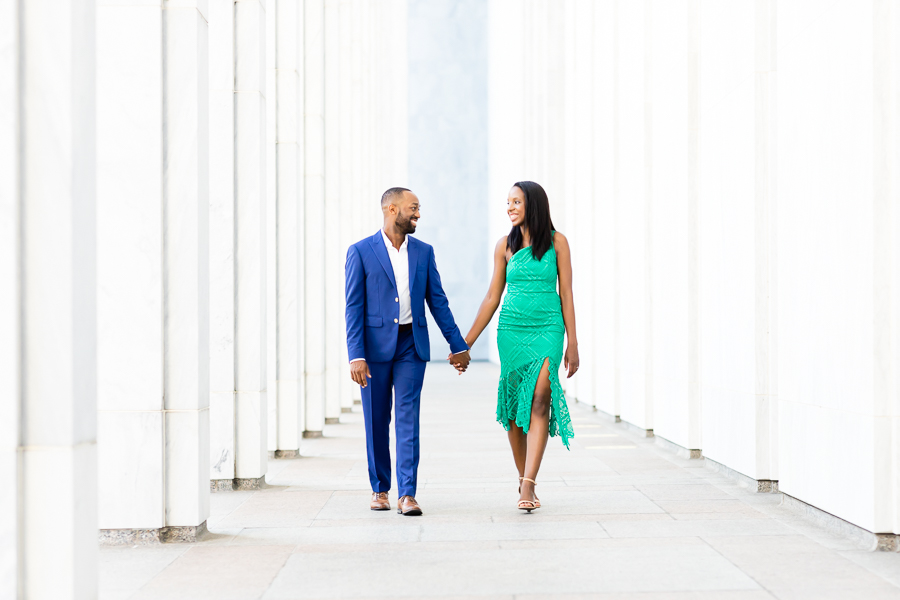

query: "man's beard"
left=396, top=214, right=416, bottom=235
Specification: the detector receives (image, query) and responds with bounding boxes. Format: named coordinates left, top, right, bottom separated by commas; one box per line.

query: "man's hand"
left=350, top=360, right=372, bottom=388
left=448, top=350, right=471, bottom=374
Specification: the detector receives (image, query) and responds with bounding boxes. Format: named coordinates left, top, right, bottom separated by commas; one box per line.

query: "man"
left=345, top=187, right=471, bottom=515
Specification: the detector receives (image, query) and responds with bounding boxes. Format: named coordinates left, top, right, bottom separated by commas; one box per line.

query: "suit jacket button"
left=394, top=318, right=398, bottom=323
left=395, top=297, right=399, bottom=302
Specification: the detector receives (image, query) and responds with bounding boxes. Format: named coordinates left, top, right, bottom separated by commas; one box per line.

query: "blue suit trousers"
left=360, top=328, right=426, bottom=498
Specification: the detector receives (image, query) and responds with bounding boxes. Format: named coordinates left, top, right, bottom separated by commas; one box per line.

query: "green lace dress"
left=496, top=235, right=574, bottom=448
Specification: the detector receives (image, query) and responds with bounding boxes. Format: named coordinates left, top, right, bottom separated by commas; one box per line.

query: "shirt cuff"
left=451, top=349, right=468, bottom=355
left=349, top=358, right=366, bottom=363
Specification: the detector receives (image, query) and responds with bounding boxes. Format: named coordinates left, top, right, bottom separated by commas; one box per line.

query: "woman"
left=459, top=181, right=577, bottom=511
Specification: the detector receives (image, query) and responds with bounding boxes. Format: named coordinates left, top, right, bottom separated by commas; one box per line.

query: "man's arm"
left=345, top=246, right=371, bottom=386
left=423, top=246, right=469, bottom=356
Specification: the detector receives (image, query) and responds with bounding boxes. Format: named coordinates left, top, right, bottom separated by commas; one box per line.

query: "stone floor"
left=100, top=363, right=900, bottom=600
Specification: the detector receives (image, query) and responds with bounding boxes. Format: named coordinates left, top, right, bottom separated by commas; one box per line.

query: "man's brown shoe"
left=370, top=492, right=390, bottom=511
left=397, top=495, right=422, bottom=516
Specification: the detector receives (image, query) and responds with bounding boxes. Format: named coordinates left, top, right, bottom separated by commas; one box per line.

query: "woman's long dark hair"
left=507, top=181, right=555, bottom=261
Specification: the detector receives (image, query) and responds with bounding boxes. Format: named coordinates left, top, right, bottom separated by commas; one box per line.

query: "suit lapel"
left=370, top=230, right=397, bottom=291
left=407, top=237, right=420, bottom=289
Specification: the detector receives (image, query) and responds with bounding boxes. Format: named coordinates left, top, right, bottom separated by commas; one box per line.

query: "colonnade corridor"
left=99, top=363, right=900, bottom=600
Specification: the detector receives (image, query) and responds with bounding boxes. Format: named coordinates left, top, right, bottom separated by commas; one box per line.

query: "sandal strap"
left=522, top=477, right=537, bottom=485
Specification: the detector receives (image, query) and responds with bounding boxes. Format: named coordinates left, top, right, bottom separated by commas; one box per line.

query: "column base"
left=303, top=430, right=323, bottom=439
left=757, top=479, right=779, bottom=493
left=273, top=449, right=300, bottom=459
left=99, top=521, right=208, bottom=545
left=210, top=479, right=234, bottom=492
left=704, top=457, right=779, bottom=493
left=654, top=434, right=703, bottom=460
left=233, top=475, right=266, bottom=490
left=325, top=417, right=340, bottom=425
left=877, top=534, right=900, bottom=552
left=341, top=407, right=353, bottom=413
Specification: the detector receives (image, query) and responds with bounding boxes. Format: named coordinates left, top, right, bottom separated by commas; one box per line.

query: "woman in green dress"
left=460, top=181, right=578, bottom=511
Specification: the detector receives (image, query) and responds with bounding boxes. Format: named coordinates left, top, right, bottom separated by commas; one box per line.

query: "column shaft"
left=304, top=0, right=326, bottom=436
left=234, top=0, right=268, bottom=482
left=96, top=0, right=210, bottom=537
left=209, top=0, right=237, bottom=486
left=273, top=0, right=304, bottom=454
left=324, top=0, right=343, bottom=424
left=5, top=0, right=99, bottom=594
left=753, top=0, right=777, bottom=481
left=338, top=0, right=356, bottom=412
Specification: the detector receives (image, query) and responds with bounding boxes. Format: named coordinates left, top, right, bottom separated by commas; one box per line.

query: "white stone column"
left=614, top=0, right=652, bottom=430
left=96, top=0, right=210, bottom=539
left=338, top=0, right=356, bottom=412
left=234, top=0, right=268, bottom=486
left=304, top=0, right=327, bottom=437
left=2, top=1, right=98, bottom=594
left=753, top=0, right=777, bottom=484
left=266, top=0, right=278, bottom=458
left=324, top=0, right=343, bottom=425
left=0, top=0, right=15, bottom=589
left=272, top=0, right=305, bottom=456
left=388, top=0, right=409, bottom=185
left=209, top=0, right=236, bottom=488
left=687, top=0, right=702, bottom=454
left=590, top=0, right=617, bottom=416
left=568, top=0, right=594, bottom=406
left=872, top=0, right=899, bottom=538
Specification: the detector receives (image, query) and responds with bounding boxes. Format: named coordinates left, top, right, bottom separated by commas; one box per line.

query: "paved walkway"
left=101, top=363, right=900, bottom=600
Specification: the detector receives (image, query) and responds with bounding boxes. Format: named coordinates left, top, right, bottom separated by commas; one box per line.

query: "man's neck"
left=382, top=225, right=406, bottom=251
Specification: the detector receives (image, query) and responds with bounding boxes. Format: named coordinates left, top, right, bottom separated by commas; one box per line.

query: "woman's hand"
left=564, top=342, right=580, bottom=379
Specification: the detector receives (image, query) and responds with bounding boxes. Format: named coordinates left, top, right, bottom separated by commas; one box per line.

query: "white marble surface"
left=234, top=0, right=268, bottom=480
left=98, top=411, right=165, bottom=529
left=776, top=1, right=880, bottom=531
left=614, top=0, right=651, bottom=431
left=648, top=0, right=691, bottom=449
left=6, top=2, right=99, bottom=594
left=272, top=0, right=303, bottom=453
left=208, top=0, right=237, bottom=481
left=0, top=1, right=19, bottom=590
left=697, top=0, right=760, bottom=480
left=96, top=2, right=210, bottom=531
left=304, top=0, right=326, bottom=435
left=408, top=0, right=490, bottom=360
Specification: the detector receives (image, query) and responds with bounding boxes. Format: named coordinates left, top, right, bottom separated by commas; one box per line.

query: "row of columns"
left=2, top=0, right=407, bottom=596
left=488, top=0, right=899, bottom=538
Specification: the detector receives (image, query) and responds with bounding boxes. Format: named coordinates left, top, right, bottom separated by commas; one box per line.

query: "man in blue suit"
left=345, top=187, right=471, bottom=515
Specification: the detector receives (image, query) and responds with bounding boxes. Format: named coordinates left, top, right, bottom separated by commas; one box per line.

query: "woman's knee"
left=532, top=393, right=550, bottom=417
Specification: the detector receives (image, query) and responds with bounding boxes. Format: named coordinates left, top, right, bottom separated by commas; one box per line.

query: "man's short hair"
left=381, top=187, right=411, bottom=207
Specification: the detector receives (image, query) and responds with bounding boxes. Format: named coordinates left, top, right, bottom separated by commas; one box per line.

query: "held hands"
left=350, top=360, right=372, bottom=388
left=564, top=342, right=580, bottom=379
left=447, top=349, right=471, bottom=374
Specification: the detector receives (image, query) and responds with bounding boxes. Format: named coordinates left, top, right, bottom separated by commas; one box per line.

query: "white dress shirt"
left=381, top=229, right=412, bottom=325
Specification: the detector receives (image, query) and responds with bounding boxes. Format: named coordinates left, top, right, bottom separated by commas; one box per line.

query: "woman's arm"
left=463, top=237, right=509, bottom=348
left=554, top=232, right=580, bottom=378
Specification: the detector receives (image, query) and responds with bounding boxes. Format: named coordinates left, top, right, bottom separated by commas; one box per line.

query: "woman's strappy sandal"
left=519, top=476, right=541, bottom=509
left=517, top=477, right=539, bottom=512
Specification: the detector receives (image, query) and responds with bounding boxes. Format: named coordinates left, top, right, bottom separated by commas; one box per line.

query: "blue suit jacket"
left=345, top=231, right=468, bottom=363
